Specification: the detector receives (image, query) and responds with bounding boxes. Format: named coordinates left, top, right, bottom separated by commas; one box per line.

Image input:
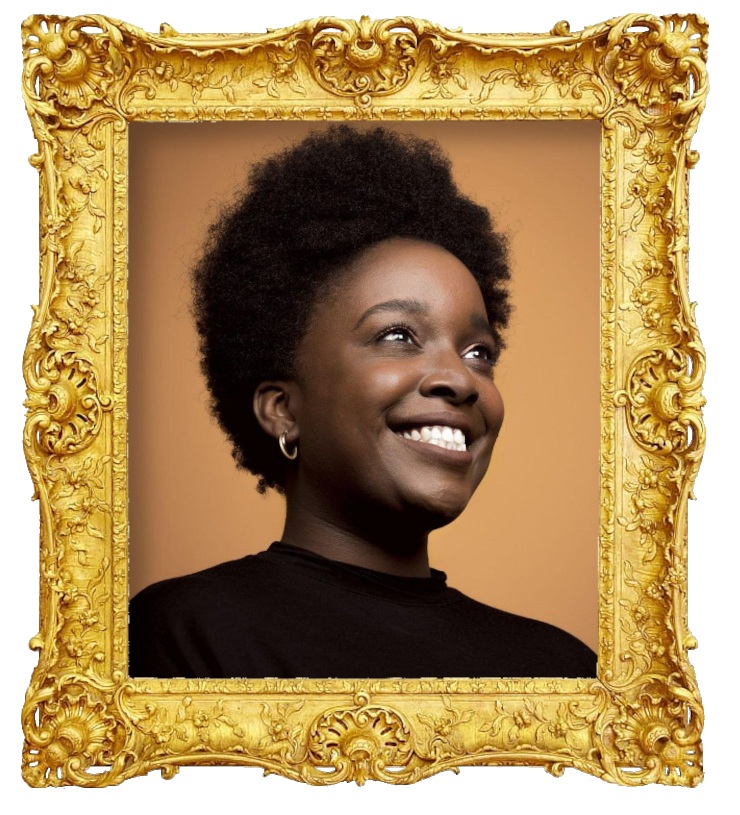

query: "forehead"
left=337, top=238, right=485, bottom=312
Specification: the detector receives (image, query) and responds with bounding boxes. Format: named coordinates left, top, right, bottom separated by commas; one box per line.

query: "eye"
left=376, top=324, right=417, bottom=345
left=463, top=344, right=494, bottom=364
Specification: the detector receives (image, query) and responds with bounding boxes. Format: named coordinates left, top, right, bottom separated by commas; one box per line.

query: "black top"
left=129, top=542, right=596, bottom=679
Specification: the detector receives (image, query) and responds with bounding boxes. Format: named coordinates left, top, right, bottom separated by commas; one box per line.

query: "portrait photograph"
left=127, top=118, right=600, bottom=678
left=7, top=0, right=732, bottom=807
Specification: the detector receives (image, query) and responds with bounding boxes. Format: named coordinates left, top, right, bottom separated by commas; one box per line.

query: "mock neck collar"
left=260, top=541, right=454, bottom=605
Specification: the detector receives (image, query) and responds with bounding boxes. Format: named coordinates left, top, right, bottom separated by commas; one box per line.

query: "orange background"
left=128, top=120, right=600, bottom=652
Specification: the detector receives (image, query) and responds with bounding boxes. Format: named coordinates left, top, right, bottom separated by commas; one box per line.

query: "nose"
left=419, top=349, right=479, bottom=406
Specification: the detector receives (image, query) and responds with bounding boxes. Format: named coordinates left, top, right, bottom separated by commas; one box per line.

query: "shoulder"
left=450, top=591, right=597, bottom=678
left=131, top=556, right=258, bottom=612
left=128, top=554, right=276, bottom=678
left=129, top=549, right=297, bottom=614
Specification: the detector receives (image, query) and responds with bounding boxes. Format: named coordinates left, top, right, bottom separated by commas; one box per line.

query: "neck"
left=280, top=494, right=431, bottom=577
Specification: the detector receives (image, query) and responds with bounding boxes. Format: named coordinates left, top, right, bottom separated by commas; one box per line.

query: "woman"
left=129, top=125, right=596, bottom=679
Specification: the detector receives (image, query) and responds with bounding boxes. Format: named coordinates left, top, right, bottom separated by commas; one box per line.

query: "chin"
left=402, top=487, right=470, bottom=529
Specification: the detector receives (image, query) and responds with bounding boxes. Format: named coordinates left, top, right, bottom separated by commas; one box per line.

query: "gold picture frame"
left=20, top=12, right=707, bottom=787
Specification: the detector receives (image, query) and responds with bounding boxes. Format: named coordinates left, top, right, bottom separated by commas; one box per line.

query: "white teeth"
left=394, top=425, right=467, bottom=452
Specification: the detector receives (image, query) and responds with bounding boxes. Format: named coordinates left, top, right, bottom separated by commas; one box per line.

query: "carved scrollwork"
left=612, top=15, right=708, bottom=111
left=306, top=692, right=416, bottom=784
left=602, top=682, right=703, bottom=786
left=310, top=17, right=418, bottom=105
left=22, top=677, right=126, bottom=787
left=22, top=15, right=127, bottom=117
left=25, top=350, right=109, bottom=455
left=617, top=348, right=705, bottom=455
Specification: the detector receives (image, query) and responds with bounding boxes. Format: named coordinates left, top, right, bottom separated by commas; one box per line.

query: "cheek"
left=302, top=363, right=411, bottom=453
left=483, top=383, right=505, bottom=436
left=345, top=363, right=413, bottom=412
left=372, top=361, right=413, bottom=390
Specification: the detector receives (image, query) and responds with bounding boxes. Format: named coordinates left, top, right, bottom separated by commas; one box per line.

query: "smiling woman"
left=275, top=239, right=506, bottom=541
left=128, top=125, right=596, bottom=679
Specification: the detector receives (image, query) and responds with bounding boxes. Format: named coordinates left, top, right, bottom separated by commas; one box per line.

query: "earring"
left=279, top=430, right=298, bottom=460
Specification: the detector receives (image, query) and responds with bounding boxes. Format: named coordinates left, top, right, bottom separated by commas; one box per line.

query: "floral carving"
left=479, top=698, right=590, bottom=751
left=129, top=56, right=245, bottom=105
left=310, top=17, right=418, bottom=103
left=172, top=697, right=246, bottom=751
left=254, top=52, right=306, bottom=98
left=47, top=242, right=109, bottom=351
left=126, top=695, right=250, bottom=759
left=307, top=692, right=415, bottom=784
left=619, top=227, right=676, bottom=345
left=477, top=51, right=598, bottom=105
left=620, top=164, right=674, bottom=236
left=417, top=695, right=473, bottom=757
left=611, top=558, right=674, bottom=681
left=420, top=52, right=467, bottom=99
left=30, top=453, right=112, bottom=672
left=618, top=456, right=675, bottom=566
left=46, top=454, right=110, bottom=560
left=128, top=701, right=175, bottom=747
left=259, top=701, right=305, bottom=758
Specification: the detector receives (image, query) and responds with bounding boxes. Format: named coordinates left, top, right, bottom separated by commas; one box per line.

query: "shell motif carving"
left=617, top=348, right=705, bottom=454
left=310, top=16, right=418, bottom=104
left=25, top=350, right=108, bottom=455
left=307, top=692, right=415, bottom=784
left=612, top=14, right=708, bottom=109
left=607, top=685, right=702, bottom=786
left=22, top=681, right=124, bottom=787
left=21, top=15, right=127, bottom=114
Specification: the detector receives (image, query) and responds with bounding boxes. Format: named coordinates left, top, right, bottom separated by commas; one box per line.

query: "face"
left=287, top=238, right=505, bottom=529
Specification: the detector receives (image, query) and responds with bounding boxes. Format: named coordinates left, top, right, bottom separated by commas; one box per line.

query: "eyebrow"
left=352, top=299, right=429, bottom=330
left=352, top=298, right=497, bottom=343
left=469, top=313, right=497, bottom=343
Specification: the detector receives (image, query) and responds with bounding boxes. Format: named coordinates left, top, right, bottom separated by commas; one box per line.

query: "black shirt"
left=129, top=542, right=596, bottom=679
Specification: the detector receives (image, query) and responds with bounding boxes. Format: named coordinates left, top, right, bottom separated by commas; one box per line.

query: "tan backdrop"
left=128, top=120, right=600, bottom=652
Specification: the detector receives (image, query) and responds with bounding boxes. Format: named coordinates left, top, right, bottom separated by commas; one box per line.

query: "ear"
left=252, top=380, right=300, bottom=444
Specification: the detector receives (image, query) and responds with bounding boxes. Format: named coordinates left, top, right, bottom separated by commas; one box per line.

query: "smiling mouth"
left=393, top=425, right=467, bottom=453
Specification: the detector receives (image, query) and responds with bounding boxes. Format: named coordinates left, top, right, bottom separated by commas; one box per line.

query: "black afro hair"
left=191, top=125, right=511, bottom=495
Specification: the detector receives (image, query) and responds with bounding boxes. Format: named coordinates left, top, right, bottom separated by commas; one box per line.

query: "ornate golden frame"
left=20, top=13, right=708, bottom=787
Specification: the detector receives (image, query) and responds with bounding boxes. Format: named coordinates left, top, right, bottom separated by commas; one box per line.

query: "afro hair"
left=191, top=125, right=510, bottom=494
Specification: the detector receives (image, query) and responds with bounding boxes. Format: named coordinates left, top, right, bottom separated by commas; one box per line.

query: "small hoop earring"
left=279, top=430, right=298, bottom=460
